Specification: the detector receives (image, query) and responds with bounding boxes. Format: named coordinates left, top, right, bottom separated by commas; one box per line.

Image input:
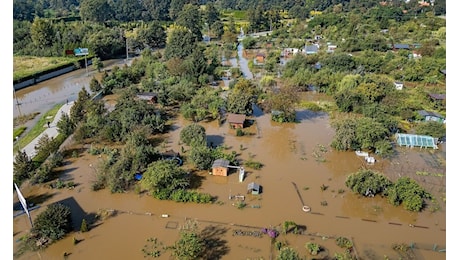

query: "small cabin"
left=227, top=113, right=246, bottom=129
left=247, top=182, right=261, bottom=195
left=417, top=110, right=444, bottom=123
left=255, top=53, right=266, bottom=64
left=212, top=159, right=230, bottom=176
left=136, top=92, right=158, bottom=104
left=394, top=81, right=404, bottom=90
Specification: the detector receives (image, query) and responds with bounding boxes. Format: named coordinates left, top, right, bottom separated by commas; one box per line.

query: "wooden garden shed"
left=212, top=159, right=230, bottom=176
left=136, top=92, right=158, bottom=104
left=227, top=113, right=246, bottom=129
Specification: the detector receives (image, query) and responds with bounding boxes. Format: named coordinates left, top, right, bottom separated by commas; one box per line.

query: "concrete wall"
left=14, top=59, right=93, bottom=91
left=14, top=65, right=75, bottom=90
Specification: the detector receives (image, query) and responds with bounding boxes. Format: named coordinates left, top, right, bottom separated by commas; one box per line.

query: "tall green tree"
left=210, top=20, right=224, bottom=39
left=141, top=160, right=190, bottom=198
left=180, top=88, right=224, bottom=122
left=180, top=123, right=206, bottom=147
left=176, top=4, right=202, bottom=42
left=137, top=22, right=166, bottom=49
left=79, top=0, right=113, bottom=22
left=142, top=0, right=171, bottom=21
left=32, top=203, right=72, bottom=244
left=13, top=150, right=35, bottom=186
left=345, top=169, right=392, bottom=197
left=226, top=79, right=257, bottom=116
left=87, top=27, right=125, bottom=59
left=165, top=26, right=197, bottom=60
left=169, top=0, right=187, bottom=20
left=386, top=177, right=431, bottom=212
left=330, top=115, right=359, bottom=151
left=172, top=219, right=205, bottom=260
left=111, top=0, right=142, bottom=22
left=30, top=17, right=54, bottom=49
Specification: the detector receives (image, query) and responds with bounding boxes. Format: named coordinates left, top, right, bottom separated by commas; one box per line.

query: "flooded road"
left=13, top=59, right=129, bottom=118
left=237, top=43, right=253, bottom=79
left=13, top=94, right=446, bottom=259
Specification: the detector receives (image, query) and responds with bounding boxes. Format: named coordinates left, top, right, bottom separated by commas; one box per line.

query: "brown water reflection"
left=13, top=94, right=446, bottom=259
left=13, top=59, right=128, bottom=118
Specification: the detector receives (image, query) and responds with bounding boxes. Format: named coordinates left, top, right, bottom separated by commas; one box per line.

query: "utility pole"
left=85, top=54, right=88, bottom=77
left=125, top=37, right=129, bottom=64
left=13, top=86, right=22, bottom=117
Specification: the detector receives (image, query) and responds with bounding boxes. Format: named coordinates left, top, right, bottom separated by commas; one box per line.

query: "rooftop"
left=227, top=113, right=246, bottom=124
left=396, top=133, right=438, bottom=149
left=212, top=159, right=230, bottom=168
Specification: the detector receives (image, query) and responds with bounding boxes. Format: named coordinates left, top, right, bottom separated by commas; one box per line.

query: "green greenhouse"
left=395, top=133, right=438, bottom=149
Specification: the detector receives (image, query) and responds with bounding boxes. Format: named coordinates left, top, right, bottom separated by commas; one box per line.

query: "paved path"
left=17, top=101, right=74, bottom=160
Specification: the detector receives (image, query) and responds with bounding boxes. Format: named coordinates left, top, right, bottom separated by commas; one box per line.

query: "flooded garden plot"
left=13, top=93, right=446, bottom=259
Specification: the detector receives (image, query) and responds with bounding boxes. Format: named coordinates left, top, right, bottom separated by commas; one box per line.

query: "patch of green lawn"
left=13, top=103, right=63, bottom=154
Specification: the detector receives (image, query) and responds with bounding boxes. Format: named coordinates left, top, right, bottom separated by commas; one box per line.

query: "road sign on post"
left=14, top=183, right=33, bottom=227
left=74, top=48, right=89, bottom=56
left=74, top=48, right=89, bottom=76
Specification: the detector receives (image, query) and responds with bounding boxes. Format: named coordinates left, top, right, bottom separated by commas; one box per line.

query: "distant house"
left=394, top=81, right=404, bottom=90
left=326, top=44, right=337, bottom=53
left=255, top=53, right=266, bottom=64
left=428, top=93, right=446, bottom=102
left=247, top=182, right=261, bottom=195
left=428, top=93, right=446, bottom=108
left=304, top=45, right=319, bottom=55
left=212, top=159, right=230, bottom=176
left=417, top=110, right=445, bottom=123
left=221, top=69, right=232, bottom=79
left=393, top=44, right=410, bottom=50
left=409, top=51, right=422, bottom=59
left=227, top=113, right=246, bottom=129
left=282, top=48, right=300, bottom=56
left=136, top=92, right=158, bottom=104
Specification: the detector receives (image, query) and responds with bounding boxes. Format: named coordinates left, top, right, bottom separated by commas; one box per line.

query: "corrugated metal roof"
left=417, top=110, right=443, bottom=119
left=247, top=182, right=260, bottom=190
left=212, top=159, right=229, bottom=168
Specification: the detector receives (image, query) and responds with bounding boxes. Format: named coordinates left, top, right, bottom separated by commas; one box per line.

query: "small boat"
left=302, top=205, right=311, bottom=212
left=355, top=150, right=369, bottom=157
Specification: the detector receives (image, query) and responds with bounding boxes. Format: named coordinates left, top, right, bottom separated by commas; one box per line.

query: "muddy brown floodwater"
left=13, top=93, right=446, bottom=260
left=13, top=59, right=130, bottom=118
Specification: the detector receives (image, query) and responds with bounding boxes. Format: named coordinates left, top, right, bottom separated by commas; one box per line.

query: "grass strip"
left=13, top=126, right=27, bottom=141
left=14, top=103, right=63, bottom=154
